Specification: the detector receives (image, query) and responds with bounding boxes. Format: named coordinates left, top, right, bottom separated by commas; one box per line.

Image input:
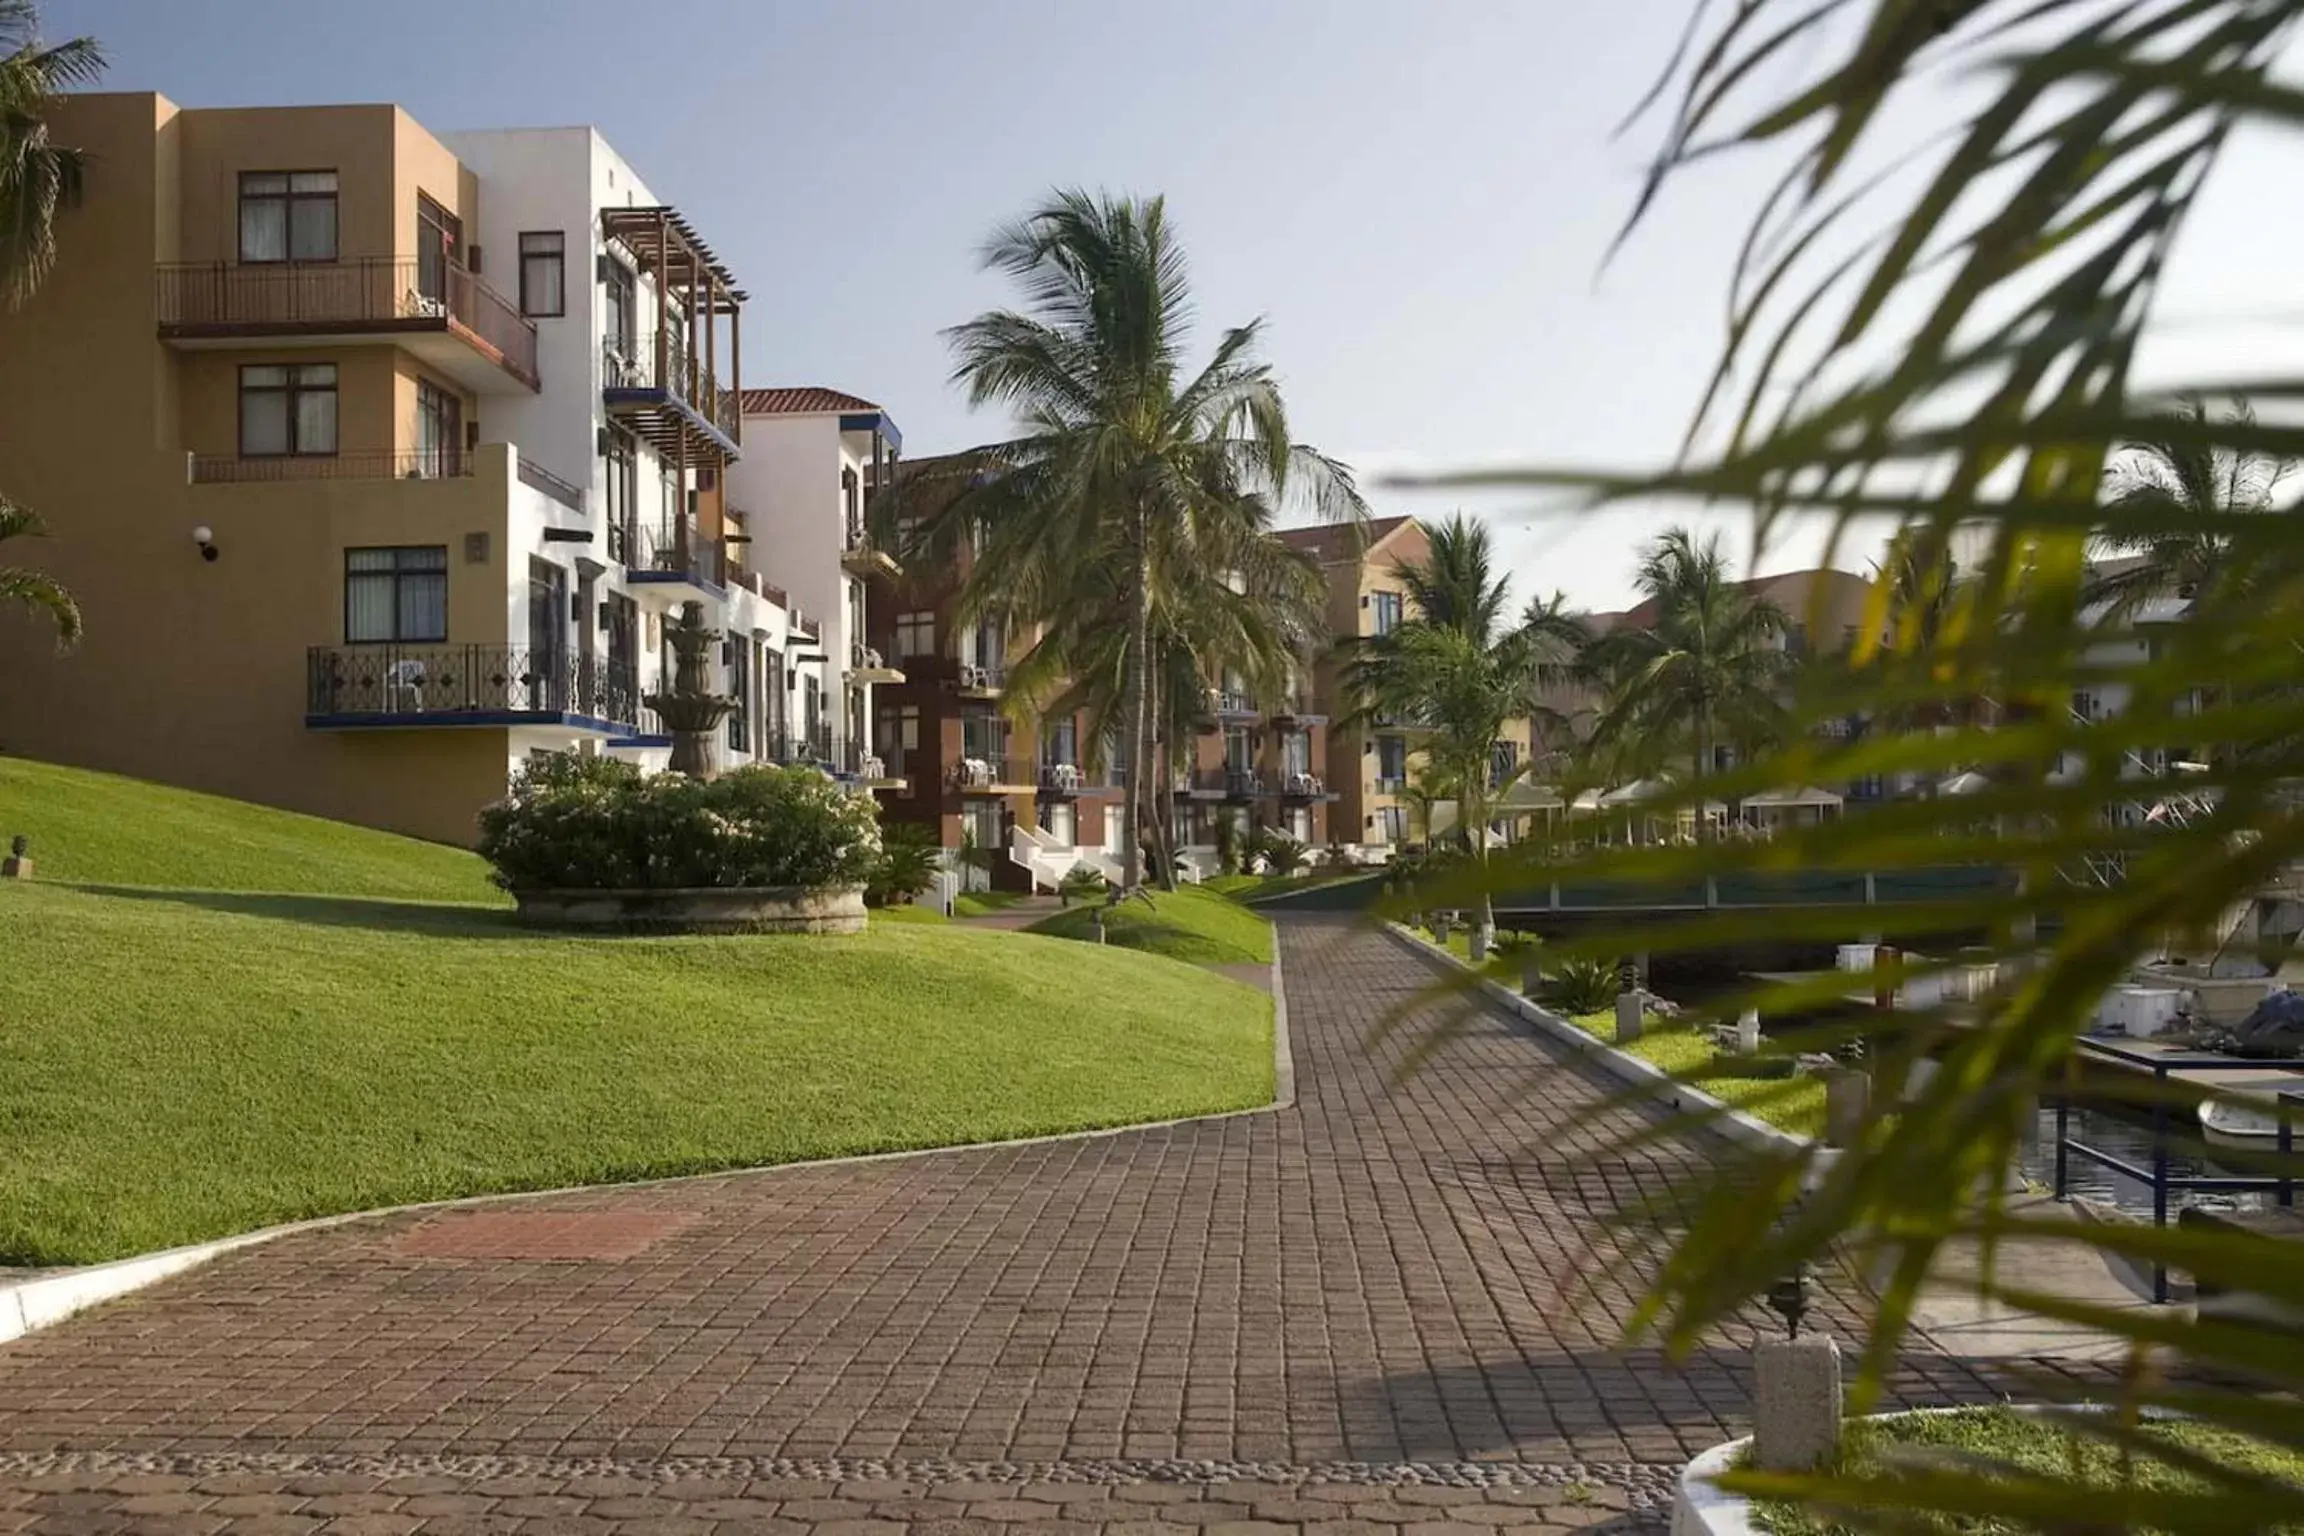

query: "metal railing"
left=1038, top=761, right=1087, bottom=794
left=952, top=755, right=1033, bottom=790
left=601, top=330, right=740, bottom=437
left=308, top=644, right=637, bottom=725
left=517, top=457, right=585, bottom=512
left=2053, top=1039, right=2304, bottom=1303
left=157, top=258, right=537, bottom=383
left=635, top=518, right=724, bottom=589
left=193, top=450, right=473, bottom=483
left=955, top=661, right=1006, bottom=692
left=1213, top=689, right=1257, bottom=715
left=1179, top=767, right=1264, bottom=797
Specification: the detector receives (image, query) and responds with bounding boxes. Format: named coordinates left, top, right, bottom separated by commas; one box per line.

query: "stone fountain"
left=645, top=600, right=737, bottom=778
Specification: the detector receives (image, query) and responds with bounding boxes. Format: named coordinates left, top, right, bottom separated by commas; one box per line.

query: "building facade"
left=0, top=93, right=887, bottom=844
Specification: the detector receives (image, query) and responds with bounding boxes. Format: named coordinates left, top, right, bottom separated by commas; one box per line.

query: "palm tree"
left=2088, top=394, right=2290, bottom=614
left=1, top=0, right=103, bottom=308
left=1577, top=527, right=1791, bottom=805
left=923, top=190, right=1366, bottom=892
left=0, top=497, right=78, bottom=646
left=1345, top=515, right=1579, bottom=953
left=0, top=3, right=99, bottom=652
left=1001, top=518, right=1326, bottom=883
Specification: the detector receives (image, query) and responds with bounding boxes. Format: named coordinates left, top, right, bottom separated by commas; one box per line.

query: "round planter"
left=509, top=884, right=867, bottom=935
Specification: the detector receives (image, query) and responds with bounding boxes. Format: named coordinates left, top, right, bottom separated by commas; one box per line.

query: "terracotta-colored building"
left=0, top=93, right=864, bottom=845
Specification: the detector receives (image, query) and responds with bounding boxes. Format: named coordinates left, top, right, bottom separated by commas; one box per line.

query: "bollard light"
left=1766, top=1265, right=1812, bottom=1340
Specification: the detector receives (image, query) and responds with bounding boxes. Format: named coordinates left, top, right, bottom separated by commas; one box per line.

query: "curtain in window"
left=290, top=175, right=338, bottom=260
left=296, top=375, right=338, bottom=454
left=240, top=367, right=290, bottom=455
left=344, top=550, right=397, bottom=643
left=239, top=182, right=287, bottom=262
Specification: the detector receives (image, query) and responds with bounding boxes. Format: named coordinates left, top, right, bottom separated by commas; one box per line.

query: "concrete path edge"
left=1384, top=921, right=1827, bottom=1164
left=0, top=931, right=1296, bottom=1347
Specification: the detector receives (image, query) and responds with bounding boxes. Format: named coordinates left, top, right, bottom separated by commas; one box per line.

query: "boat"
left=2201, top=1094, right=2285, bottom=1151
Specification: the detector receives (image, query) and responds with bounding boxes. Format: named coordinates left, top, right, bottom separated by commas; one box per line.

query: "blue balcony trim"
left=840, top=410, right=902, bottom=452
left=626, top=569, right=729, bottom=600
left=306, top=709, right=628, bottom=734
left=607, top=732, right=674, bottom=749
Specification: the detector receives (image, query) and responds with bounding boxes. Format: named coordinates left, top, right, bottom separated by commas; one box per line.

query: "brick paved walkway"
left=0, top=918, right=2051, bottom=1531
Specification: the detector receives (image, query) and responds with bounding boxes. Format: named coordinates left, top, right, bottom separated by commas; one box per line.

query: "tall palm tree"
left=0, top=497, right=78, bottom=646
left=0, top=3, right=99, bottom=652
left=1578, top=527, right=1791, bottom=804
left=1, top=0, right=103, bottom=308
left=1345, top=516, right=1579, bottom=952
left=1003, top=519, right=1326, bottom=883
left=2087, top=394, right=2290, bottom=614
left=924, top=190, right=1366, bottom=891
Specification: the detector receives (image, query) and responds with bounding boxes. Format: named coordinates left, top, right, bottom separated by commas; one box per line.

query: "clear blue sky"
left=43, top=0, right=2297, bottom=607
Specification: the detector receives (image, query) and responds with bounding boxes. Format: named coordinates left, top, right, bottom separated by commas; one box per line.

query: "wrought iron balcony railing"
left=951, top=755, right=1034, bottom=791
left=601, top=329, right=740, bottom=438
left=308, top=644, right=636, bottom=726
left=635, top=518, right=724, bottom=589
left=158, top=258, right=537, bottom=385
left=193, top=450, right=473, bottom=484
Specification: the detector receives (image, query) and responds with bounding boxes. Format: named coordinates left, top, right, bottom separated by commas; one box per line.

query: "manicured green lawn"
left=870, top=902, right=948, bottom=925
left=1, top=881, right=1274, bottom=1265
left=951, top=889, right=1030, bottom=918
left=1754, top=1406, right=2304, bottom=1535
left=1027, top=883, right=1274, bottom=965
left=1201, top=871, right=1375, bottom=903
left=1573, top=1007, right=1825, bottom=1138
left=0, top=755, right=500, bottom=903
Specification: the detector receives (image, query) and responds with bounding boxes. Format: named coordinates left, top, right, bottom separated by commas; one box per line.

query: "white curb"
left=0, top=935, right=1299, bottom=1346
left=1383, top=920, right=1832, bottom=1166
left=1673, top=1435, right=1758, bottom=1536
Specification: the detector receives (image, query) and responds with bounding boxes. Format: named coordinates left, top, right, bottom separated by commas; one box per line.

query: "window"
left=603, top=260, right=636, bottom=362
left=1490, top=739, right=1519, bottom=789
left=1376, top=734, right=1408, bottom=788
left=1371, top=590, right=1403, bottom=636
left=2073, top=689, right=2102, bottom=722
left=415, top=379, right=461, bottom=478
left=604, top=428, right=639, bottom=560
left=239, top=363, right=337, bottom=457
left=416, top=194, right=460, bottom=305
left=878, top=703, right=920, bottom=760
left=962, top=708, right=1006, bottom=763
left=842, top=467, right=860, bottom=536
left=345, top=547, right=447, bottom=643
left=727, top=642, right=751, bottom=753
left=238, top=171, right=337, bottom=263
left=1283, top=729, right=1311, bottom=777
left=1376, top=805, right=1408, bottom=844
left=895, top=610, right=935, bottom=657
left=1288, top=807, right=1312, bottom=842
left=1039, top=801, right=1076, bottom=847
left=1043, top=716, right=1078, bottom=766
left=963, top=801, right=1002, bottom=858
left=518, top=232, right=565, bottom=317
left=1224, top=725, right=1253, bottom=773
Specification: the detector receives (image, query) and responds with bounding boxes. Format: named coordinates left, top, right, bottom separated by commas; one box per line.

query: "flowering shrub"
left=477, top=755, right=882, bottom=892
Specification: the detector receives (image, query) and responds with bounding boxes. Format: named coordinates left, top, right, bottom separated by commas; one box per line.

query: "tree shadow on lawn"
left=72, top=884, right=531, bottom=938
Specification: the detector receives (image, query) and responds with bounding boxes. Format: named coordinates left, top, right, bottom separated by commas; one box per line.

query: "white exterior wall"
left=445, top=125, right=688, bottom=549
left=725, top=410, right=880, bottom=751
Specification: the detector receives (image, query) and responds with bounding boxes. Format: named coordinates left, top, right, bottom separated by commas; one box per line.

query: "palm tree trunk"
left=1151, top=656, right=1177, bottom=889
left=1119, top=527, right=1151, bottom=892
left=1469, top=761, right=1496, bottom=961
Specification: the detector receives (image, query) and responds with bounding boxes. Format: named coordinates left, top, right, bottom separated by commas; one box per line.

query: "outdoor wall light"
left=192, top=525, right=219, bottom=562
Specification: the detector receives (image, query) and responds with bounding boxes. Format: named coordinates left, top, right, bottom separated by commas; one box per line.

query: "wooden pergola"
left=600, top=206, right=748, bottom=456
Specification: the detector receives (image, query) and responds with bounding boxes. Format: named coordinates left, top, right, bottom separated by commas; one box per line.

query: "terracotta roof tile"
left=1278, top=515, right=1413, bottom=565
left=738, top=387, right=882, bottom=416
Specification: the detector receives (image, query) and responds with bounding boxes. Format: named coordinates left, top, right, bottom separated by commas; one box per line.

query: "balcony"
left=157, top=259, right=538, bottom=393
left=848, top=643, right=906, bottom=686
left=1037, top=762, right=1086, bottom=798
left=1178, top=767, right=1264, bottom=800
left=1268, top=694, right=1325, bottom=725
left=762, top=729, right=903, bottom=787
left=191, top=449, right=474, bottom=484
left=625, top=517, right=726, bottom=605
left=841, top=515, right=901, bottom=579
left=1213, top=688, right=1259, bottom=720
left=602, top=330, right=739, bottom=465
left=951, top=755, right=1035, bottom=794
left=954, top=661, right=1005, bottom=699
left=1276, top=770, right=1335, bottom=802
left=306, top=645, right=634, bottom=732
